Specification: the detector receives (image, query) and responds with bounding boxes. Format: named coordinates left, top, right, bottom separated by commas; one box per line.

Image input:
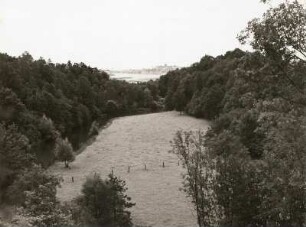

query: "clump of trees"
left=3, top=169, right=135, bottom=227
left=169, top=0, right=306, bottom=226
left=0, top=123, right=33, bottom=203
left=72, top=173, right=135, bottom=227
left=6, top=165, right=71, bottom=227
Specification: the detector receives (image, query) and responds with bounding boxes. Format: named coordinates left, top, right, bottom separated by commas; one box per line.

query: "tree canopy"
left=74, top=173, right=135, bottom=227
left=166, top=1, right=306, bottom=225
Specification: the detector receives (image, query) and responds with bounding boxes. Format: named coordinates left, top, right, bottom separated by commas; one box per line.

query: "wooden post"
left=72, top=176, right=74, bottom=183
left=163, top=161, right=165, bottom=168
left=144, top=164, right=147, bottom=171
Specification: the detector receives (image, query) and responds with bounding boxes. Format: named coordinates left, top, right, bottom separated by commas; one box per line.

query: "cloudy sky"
left=0, top=0, right=290, bottom=70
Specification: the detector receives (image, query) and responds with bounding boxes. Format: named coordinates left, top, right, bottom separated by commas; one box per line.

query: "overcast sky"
left=0, top=0, right=291, bottom=70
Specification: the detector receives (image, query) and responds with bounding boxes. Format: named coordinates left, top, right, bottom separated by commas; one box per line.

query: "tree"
left=254, top=100, right=306, bottom=225
left=0, top=124, right=32, bottom=173
left=236, top=2, right=306, bottom=224
left=143, top=87, right=153, bottom=108
left=0, top=123, right=33, bottom=202
left=7, top=165, right=59, bottom=205
left=0, top=87, right=25, bottom=122
left=38, top=114, right=58, bottom=143
left=106, top=100, right=119, bottom=116
left=238, top=0, right=306, bottom=98
left=7, top=165, right=71, bottom=226
left=239, top=0, right=306, bottom=62
left=171, top=130, right=219, bottom=227
left=75, top=173, right=135, bottom=227
left=205, top=128, right=265, bottom=226
left=55, top=138, right=75, bottom=168
left=174, top=84, right=187, bottom=113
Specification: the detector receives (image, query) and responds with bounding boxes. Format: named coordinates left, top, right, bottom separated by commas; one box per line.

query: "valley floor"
left=49, top=111, right=209, bottom=227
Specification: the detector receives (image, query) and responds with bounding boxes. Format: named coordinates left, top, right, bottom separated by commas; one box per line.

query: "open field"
left=49, top=111, right=209, bottom=227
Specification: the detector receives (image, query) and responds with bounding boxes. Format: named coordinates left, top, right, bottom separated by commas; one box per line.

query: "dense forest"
left=0, top=52, right=159, bottom=226
left=167, top=1, right=306, bottom=226
left=0, top=0, right=305, bottom=226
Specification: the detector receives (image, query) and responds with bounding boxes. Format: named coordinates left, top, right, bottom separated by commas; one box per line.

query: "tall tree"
left=171, top=130, right=219, bottom=226
left=238, top=0, right=306, bottom=100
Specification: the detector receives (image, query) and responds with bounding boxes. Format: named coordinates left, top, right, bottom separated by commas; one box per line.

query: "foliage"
left=239, top=0, right=306, bottom=64
left=55, top=138, right=75, bottom=168
left=159, top=49, right=244, bottom=120
left=74, top=173, right=135, bottom=227
left=7, top=165, right=71, bottom=226
left=165, top=1, right=306, bottom=225
left=0, top=124, right=33, bottom=203
left=6, top=165, right=59, bottom=204
left=1, top=1, right=305, bottom=225
left=0, top=52, right=160, bottom=209
left=171, top=130, right=219, bottom=227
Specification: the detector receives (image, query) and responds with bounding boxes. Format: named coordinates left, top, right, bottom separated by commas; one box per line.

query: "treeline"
left=159, top=48, right=245, bottom=120
left=0, top=52, right=159, bottom=219
left=168, top=1, right=306, bottom=226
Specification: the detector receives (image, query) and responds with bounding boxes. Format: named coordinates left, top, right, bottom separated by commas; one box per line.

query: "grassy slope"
left=49, top=111, right=209, bottom=227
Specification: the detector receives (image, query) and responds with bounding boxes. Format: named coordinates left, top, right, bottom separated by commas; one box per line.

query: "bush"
left=74, top=173, right=135, bottom=227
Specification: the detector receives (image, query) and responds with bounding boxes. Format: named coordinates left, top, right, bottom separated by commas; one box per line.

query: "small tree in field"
left=55, top=138, right=75, bottom=168
left=171, top=130, right=219, bottom=227
left=74, top=173, right=135, bottom=227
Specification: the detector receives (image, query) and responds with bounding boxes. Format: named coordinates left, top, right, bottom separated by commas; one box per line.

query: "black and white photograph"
left=0, top=0, right=305, bottom=226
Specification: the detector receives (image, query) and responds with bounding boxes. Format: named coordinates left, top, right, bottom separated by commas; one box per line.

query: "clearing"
left=49, top=111, right=209, bottom=227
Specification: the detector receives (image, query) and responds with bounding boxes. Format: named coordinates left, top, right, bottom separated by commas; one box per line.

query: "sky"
left=0, top=0, right=293, bottom=70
